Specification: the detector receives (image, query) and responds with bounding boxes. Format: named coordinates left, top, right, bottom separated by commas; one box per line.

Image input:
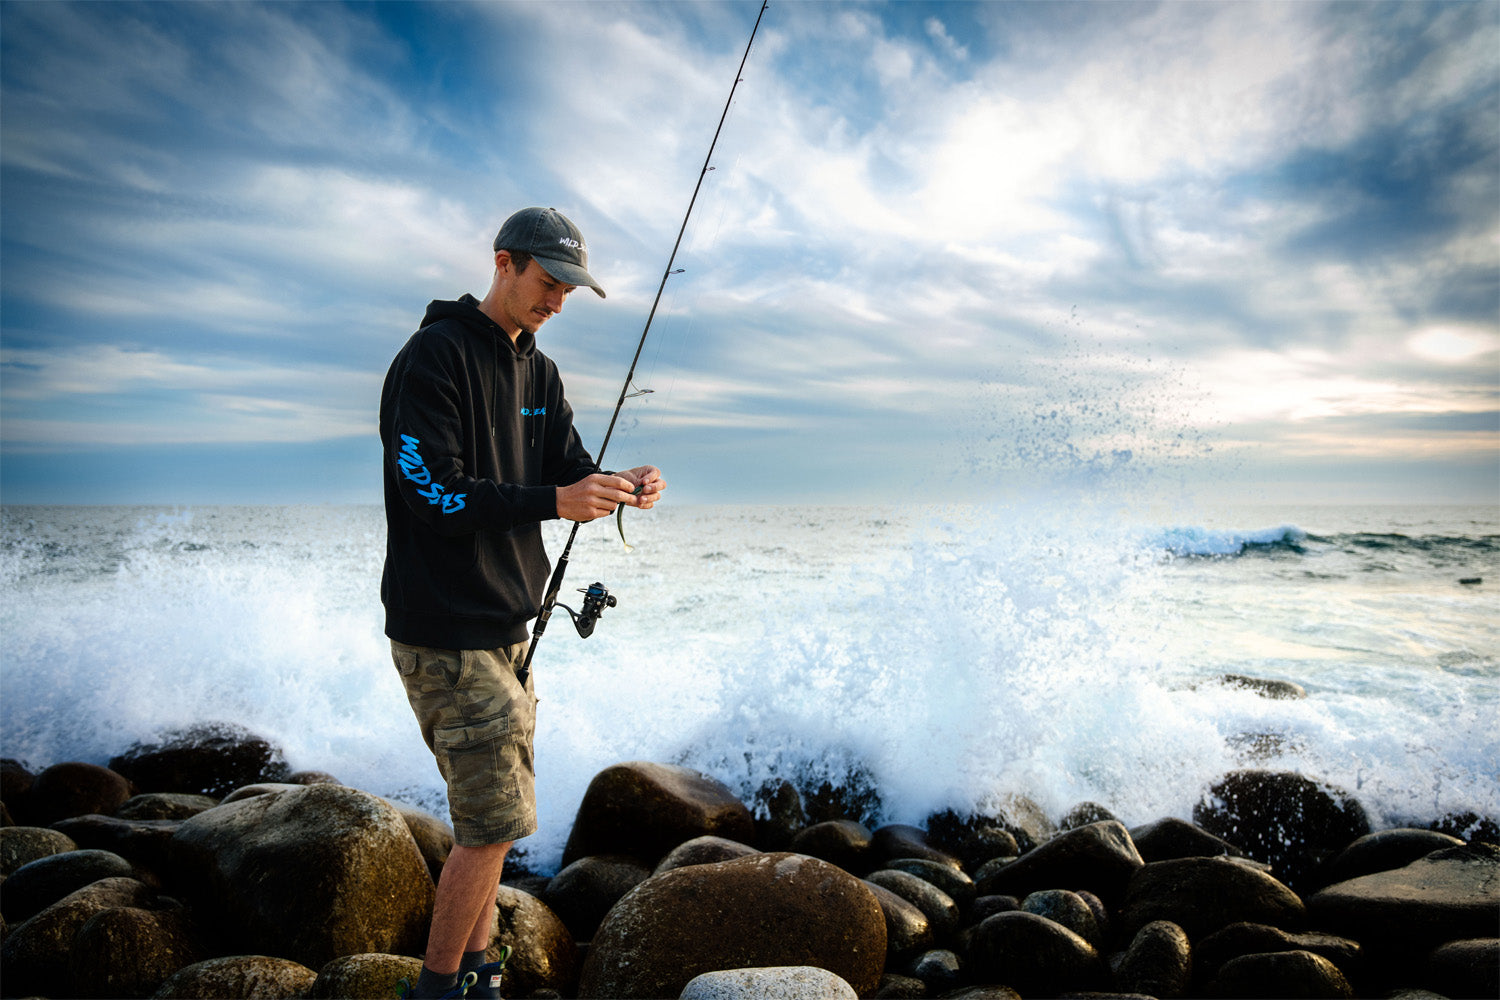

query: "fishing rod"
left=519, top=0, right=769, bottom=682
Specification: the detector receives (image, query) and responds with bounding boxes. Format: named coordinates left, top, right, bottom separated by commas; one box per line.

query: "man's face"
left=499, top=253, right=575, bottom=336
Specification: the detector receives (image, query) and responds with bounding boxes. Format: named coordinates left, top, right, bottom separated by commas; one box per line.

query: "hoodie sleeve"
left=385, top=332, right=557, bottom=536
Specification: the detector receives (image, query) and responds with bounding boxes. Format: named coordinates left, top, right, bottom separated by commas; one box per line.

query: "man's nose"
left=545, top=289, right=566, bottom=313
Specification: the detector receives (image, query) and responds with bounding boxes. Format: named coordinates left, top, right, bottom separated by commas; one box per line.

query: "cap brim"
left=535, top=256, right=606, bottom=299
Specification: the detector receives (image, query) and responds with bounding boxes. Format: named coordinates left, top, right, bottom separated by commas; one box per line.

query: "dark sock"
left=461, top=949, right=501, bottom=1000
left=459, top=950, right=487, bottom=975
left=413, top=966, right=459, bottom=999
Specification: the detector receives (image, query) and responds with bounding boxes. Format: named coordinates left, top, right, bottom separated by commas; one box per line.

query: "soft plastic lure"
left=617, top=484, right=644, bottom=552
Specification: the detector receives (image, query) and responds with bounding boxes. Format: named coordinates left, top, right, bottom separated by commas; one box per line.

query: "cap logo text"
left=557, top=237, right=584, bottom=251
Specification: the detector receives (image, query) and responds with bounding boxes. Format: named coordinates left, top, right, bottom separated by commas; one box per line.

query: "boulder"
left=167, top=783, right=432, bottom=968
left=0, top=758, right=34, bottom=802
left=863, top=878, right=934, bottom=959
left=1, top=848, right=137, bottom=922
left=394, top=804, right=453, bottom=884
left=307, top=953, right=424, bottom=1000
left=72, top=904, right=204, bottom=999
left=788, top=820, right=874, bottom=875
left=1306, top=843, right=1500, bottom=949
left=871, top=972, right=926, bottom=998
left=1193, top=771, right=1370, bottom=889
left=1425, top=938, right=1499, bottom=999
left=1194, top=922, right=1360, bottom=986
left=965, top=910, right=1105, bottom=995
left=491, top=883, right=581, bottom=998
left=149, top=955, right=317, bottom=999
left=655, top=835, right=761, bottom=874
left=219, top=782, right=307, bottom=804
left=0, top=826, right=78, bottom=876
left=109, top=724, right=289, bottom=798
left=977, top=820, right=1143, bottom=904
left=1115, top=920, right=1191, bottom=998
left=0, top=876, right=156, bottom=997
left=970, top=894, right=1021, bottom=924
left=866, top=869, right=960, bottom=941
left=561, top=762, right=755, bottom=868
left=540, top=854, right=653, bottom=942
left=115, top=793, right=219, bottom=822
left=1315, top=827, right=1467, bottom=888
left=51, top=814, right=181, bottom=873
left=872, top=824, right=962, bottom=868
left=679, top=965, right=858, bottom=1000
left=1207, top=949, right=1354, bottom=998
left=23, top=762, right=132, bottom=826
left=1128, top=816, right=1244, bottom=863
left=885, top=857, right=976, bottom=910
left=578, top=852, right=886, bottom=999
left=1020, top=889, right=1100, bottom=949
left=1119, top=856, right=1305, bottom=939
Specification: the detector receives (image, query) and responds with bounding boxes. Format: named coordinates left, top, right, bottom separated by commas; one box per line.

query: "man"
left=381, top=207, right=663, bottom=999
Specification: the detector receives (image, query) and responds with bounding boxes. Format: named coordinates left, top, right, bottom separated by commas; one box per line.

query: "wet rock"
left=1127, top=816, right=1244, bottom=863
left=1, top=848, right=137, bottom=922
left=977, top=820, right=1143, bottom=905
left=1425, top=937, right=1499, bottom=999
left=1060, top=802, right=1119, bottom=830
left=1307, top=843, right=1500, bottom=949
left=872, top=824, right=962, bottom=868
left=945, top=988, right=1022, bottom=1000
left=966, top=910, right=1105, bottom=996
left=578, top=852, right=886, bottom=999
left=51, top=814, right=181, bottom=873
left=1216, top=673, right=1307, bottom=699
left=109, top=723, right=289, bottom=799
left=393, top=804, right=452, bottom=884
left=0, top=825, right=78, bottom=876
left=0, top=876, right=155, bottom=997
left=866, top=869, right=960, bottom=940
left=1207, top=949, right=1353, bottom=998
left=679, top=965, right=858, bottom=1000
left=789, top=819, right=874, bottom=875
left=655, top=834, right=760, bottom=874
left=1115, top=920, right=1191, bottom=998
left=1195, top=922, right=1359, bottom=986
left=72, top=903, right=204, bottom=999
left=871, top=972, right=926, bottom=998
left=0, top=758, right=34, bottom=803
left=885, top=857, right=976, bottom=910
left=307, top=953, right=423, bottom=1000
left=1194, top=770, right=1370, bottom=890
left=491, top=883, right=581, bottom=998
left=924, top=809, right=1022, bottom=872
left=285, top=770, right=341, bottom=786
left=1120, top=856, right=1305, bottom=939
left=219, top=782, right=306, bottom=804
left=168, top=783, right=432, bottom=968
left=1315, top=827, right=1467, bottom=888
left=970, top=894, right=1020, bottom=923
left=864, top=878, right=934, bottom=959
left=115, top=793, right=219, bottom=822
left=150, top=955, right=317, bottom=999
left=752, top=779, right=807, bottom=852
left=908, top=948, right=962, bottom=992
left=23, top=762, right=132, bottom=826
left=1021, top=889, right=1101, bottom=949
left=540, top=854, right=652, bottom=942
left=561, top=761, right=755, bottom=868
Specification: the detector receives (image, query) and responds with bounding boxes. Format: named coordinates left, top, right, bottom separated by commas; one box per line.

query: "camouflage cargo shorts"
left=390, top=639, right=538, bottom=846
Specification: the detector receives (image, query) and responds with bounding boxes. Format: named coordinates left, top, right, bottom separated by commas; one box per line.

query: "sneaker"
left=396, top=970, right=478, bottom=999
left=464, top=946, right=512, bottom=1000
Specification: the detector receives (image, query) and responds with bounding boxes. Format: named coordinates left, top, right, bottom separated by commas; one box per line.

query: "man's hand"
left=557, top=473, right=637, bottom=523
left=617, top=465, right=666, bottom=509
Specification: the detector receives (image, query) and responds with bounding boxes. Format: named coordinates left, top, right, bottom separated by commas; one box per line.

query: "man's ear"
left=493, top=249, right=513, bottom=273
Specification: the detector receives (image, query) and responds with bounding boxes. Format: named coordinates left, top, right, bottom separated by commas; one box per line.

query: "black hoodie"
left=380, top=294, right=598, bottom=648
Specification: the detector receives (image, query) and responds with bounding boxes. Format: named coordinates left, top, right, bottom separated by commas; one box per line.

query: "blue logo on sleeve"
left=397, top=435, right=467, bottom=514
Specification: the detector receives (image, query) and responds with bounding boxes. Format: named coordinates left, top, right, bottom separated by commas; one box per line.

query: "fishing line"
left=519, top=0, right=770, bottom=682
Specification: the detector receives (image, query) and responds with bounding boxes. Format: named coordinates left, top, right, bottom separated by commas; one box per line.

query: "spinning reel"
left=554, top=581, right=617, bottom=639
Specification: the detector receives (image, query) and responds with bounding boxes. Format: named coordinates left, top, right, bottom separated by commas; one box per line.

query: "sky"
left=1, top=0, right=1496, bottom=508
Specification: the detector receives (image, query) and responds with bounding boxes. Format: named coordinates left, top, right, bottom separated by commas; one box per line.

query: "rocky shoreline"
left=1, top=722, right=1497, bottom=999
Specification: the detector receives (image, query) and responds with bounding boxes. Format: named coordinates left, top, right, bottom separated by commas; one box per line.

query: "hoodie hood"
left=420, top=293, right=539, bottom=359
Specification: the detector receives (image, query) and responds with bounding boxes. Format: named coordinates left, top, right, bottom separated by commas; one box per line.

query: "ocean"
left=1, top=500, right=1496, bottom=873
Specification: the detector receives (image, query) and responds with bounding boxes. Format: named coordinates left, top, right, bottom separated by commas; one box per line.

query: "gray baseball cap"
left=493, top=206, right=606, bottom=298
